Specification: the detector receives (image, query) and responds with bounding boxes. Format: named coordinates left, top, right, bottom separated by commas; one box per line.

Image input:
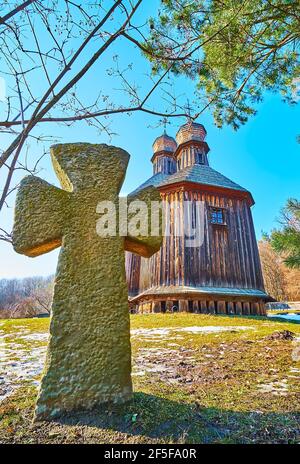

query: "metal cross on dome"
left=160, top=116, right=169, bottom=134
left=184, top=99, right=193, bottom=123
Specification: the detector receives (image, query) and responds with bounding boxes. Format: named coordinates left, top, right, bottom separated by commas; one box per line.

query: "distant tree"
left=32, top=283, right=53, bottom=314
left=271, top=199, right=300, bottom=268
left=10, top=283, right=53, bottom=318
left=0, top=275, right=53, bottom=310
left=258, top=238, right=286, bottom=301
left=281, top=266, right=300, bottom=301
left=11, top=296, right=41, bottom=318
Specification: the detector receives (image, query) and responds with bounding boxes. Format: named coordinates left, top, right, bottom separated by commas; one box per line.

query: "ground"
left=0, top=314, right=299, bottom=444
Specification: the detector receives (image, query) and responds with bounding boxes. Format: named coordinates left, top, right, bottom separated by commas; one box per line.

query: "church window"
left=210, top=207, right=226, bottom=225
left=195, top=150, right=204, bottom=164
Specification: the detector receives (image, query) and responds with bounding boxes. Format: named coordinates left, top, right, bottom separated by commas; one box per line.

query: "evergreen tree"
left=148, top=0, right=300, bottom=129
left=271, top=199, right=300, bottom=268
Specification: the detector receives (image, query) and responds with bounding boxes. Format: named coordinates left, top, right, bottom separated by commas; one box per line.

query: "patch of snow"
left=131, top=328, right=172, bottom=338
left=257, top=379, right=289, bottom=396
left=178, top=325, right=254, bottom=334
left=0, top=330, right=47, bottom=402
left=20, top=333, right=49, bottom=342
left=131, top=325, right=254, bottom=339
left=292, top=338, right=300, bottom=361
left=289, top=367, right=300, bottom=373
left=288, top=366, right=300, bottom=379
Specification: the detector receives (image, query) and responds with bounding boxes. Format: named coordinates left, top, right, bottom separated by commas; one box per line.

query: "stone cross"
left=13, top=143, right=162, bottom=421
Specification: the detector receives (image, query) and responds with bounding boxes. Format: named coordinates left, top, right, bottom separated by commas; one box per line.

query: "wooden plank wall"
left=125, top=251, right=141, bottom=297
left=125, top=187, right=265, bottom=297
left=153, top=154, right=176, bottom=175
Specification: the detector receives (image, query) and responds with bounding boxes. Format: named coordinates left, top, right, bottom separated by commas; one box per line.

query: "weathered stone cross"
left=13, top=143, right=162, bottom=421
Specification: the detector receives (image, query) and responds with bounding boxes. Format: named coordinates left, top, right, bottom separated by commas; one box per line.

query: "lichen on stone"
left=12, top=143, right=162, bottom=421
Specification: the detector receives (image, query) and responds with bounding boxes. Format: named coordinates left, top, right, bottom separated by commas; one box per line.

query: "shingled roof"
left=131, top=164, right=251, bottom=199
left=130, top=172, right=169, bottom=195
left=160, top=164, right=248, bottom=192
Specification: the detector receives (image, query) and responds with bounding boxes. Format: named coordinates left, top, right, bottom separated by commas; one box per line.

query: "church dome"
left=152, top=133, right=177, bottom=154
left=176, top=121, right=207, bottom=146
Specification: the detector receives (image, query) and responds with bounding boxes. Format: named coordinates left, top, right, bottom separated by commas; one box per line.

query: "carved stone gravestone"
left=13, top=143, right=162, bottom=421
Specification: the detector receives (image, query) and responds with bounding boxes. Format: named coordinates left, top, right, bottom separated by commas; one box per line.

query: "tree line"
left=260, top=198, right=300, bottom=302
left=0, top=275, right=53, bottom=318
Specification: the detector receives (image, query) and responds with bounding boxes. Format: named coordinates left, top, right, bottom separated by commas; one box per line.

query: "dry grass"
left=0, top=314, right=299, bottom=444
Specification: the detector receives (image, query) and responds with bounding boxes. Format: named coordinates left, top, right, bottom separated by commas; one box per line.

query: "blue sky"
left=1, top=90, right=299, bottom=279
left=0, top=2, right=299, bottom=279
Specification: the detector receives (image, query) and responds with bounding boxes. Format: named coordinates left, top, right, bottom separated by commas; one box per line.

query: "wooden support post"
left=217, top=300, right=226, bottom=314
left=208, top=301, right=215, bottom=314
left=251, top=302, right=259, bottom=315
left=235, top=302, right=242, bottom=315
left=166, top=300, right=173, bottom=313
left=243, top=302, right=250, bottom=315
left=179, top=300, right=188, bottom=312
left=153, top=301, right=161, bottom=313
left=147, top=302, right=152, bottom=313
left=193, top=300, right=199, bottom=313
left=200, top=301, right=208, bottom=314
left=227, top=302, right=235, bottom=315
left=259, top=301, right=266, bottom=316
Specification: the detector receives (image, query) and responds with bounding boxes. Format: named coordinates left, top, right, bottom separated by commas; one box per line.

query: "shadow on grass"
left=54, top=392, right=300, bottom=444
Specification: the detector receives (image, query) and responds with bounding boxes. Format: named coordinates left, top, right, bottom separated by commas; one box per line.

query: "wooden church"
left=125, top=121, right=269, bottom=315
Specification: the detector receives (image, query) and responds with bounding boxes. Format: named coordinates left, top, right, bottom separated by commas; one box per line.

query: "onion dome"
left=176, top=121, right=207, bottom=146
left=152, top=133, right=177, bottom=154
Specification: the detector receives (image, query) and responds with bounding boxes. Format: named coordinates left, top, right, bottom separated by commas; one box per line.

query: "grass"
left=0, top=313, right=300, bottom=444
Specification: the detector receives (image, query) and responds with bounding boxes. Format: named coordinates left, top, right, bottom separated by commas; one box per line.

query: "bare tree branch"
left=0, top=0, right=37, bottom=25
